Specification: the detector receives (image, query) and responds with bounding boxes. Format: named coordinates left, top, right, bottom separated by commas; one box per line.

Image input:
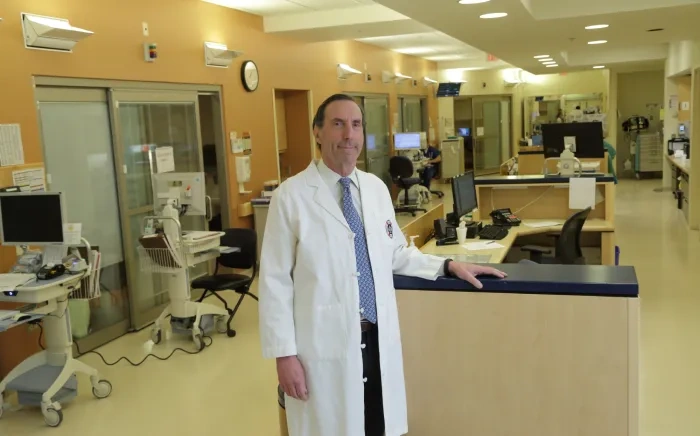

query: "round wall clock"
left=241, top=60, right=259, bottom=92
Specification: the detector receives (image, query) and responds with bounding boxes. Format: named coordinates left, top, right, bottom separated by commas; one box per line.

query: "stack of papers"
left=524, top=221, right=560, bottom=228
left=462, top=242, right=505, bottom=251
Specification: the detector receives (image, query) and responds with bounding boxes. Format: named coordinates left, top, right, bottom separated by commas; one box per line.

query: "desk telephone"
left=490, top=208, right=521, bottom=226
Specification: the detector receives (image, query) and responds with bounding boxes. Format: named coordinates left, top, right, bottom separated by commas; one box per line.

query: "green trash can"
left=278, top=385, right=289, bottom=436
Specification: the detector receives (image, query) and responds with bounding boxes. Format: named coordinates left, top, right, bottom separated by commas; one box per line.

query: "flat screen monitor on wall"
left=436, top=83, right=462, bottom=97
left=394, top=133, right=421, bottom=150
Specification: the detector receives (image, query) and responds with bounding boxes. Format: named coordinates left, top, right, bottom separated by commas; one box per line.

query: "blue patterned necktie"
left=339, top=177, right=377, bottom=324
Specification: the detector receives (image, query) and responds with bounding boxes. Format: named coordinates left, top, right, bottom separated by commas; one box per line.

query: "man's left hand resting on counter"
left=448, top=262, right=507, bottom=289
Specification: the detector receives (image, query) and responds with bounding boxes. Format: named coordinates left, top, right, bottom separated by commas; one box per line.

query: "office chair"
left=521, top=207, right=591, bottom=264
left=191, top=228, right=258, bottom=338
left=389, top=155, right=427, bottom=216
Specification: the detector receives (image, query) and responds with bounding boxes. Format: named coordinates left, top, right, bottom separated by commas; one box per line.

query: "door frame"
left=33, top=77, right=229, bottom=331
left=271, top=88, right=315, bottom=180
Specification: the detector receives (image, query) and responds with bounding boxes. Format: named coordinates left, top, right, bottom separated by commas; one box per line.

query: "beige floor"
left=1, top=179, right=698, bottom=436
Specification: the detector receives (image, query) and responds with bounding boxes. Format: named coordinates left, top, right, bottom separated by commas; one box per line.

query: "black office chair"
left=191, top=228, right=258, bottom=338
left=389, top=156, right=427, bottom=216
left=521, top=207, right=591, bottom=264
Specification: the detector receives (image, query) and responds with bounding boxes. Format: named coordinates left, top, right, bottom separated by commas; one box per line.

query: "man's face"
left=314, top=100, right=364, bottom=169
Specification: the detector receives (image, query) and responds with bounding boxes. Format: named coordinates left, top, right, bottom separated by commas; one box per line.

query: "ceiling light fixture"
left=585, top=24, right=608, bottom=30
left=534, top=55, right=549, bottom=59
left=538, top=58, right=553, bottom=62
left=459, top=0, right=490, bottom=3
left=480, top=12, right=507, bottom=19
left=588, top=40, right=607, bottom=45
left=593, top=65, right=605, bottom=69
left=546, top=64, right=558, bottom=68
left=542, top=61, right=556, bottom=65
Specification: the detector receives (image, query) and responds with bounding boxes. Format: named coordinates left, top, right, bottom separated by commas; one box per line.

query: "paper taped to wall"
left=0, top=124, right=25, bottom=167
left=12, top=168, right=45, bottom=191
left=155, top=146, right=175, bottom=173
left=569, top=177, right=596, bottom=210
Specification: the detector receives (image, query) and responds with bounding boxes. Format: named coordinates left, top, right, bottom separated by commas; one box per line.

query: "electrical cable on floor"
left=32, top=319, right=214, bottom=367
left=73, top=335, right=213, bottom=367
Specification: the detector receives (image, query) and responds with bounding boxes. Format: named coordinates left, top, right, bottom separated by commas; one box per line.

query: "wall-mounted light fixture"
left=423, top=77, right=438, bottom=86
left=393, top=72, right=412, bottom=84
left=337, top=63, right=362, bottom=80
left=204, top=41, right=242, bottom=68
left=21, top=13, right=93, bottom=52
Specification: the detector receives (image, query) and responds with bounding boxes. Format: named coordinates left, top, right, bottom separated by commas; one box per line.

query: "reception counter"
left=395, top=263, right=639, bottom=436
left=472, top=174, right=616, bottom=264
left=518, top=147, right=609, bottom=175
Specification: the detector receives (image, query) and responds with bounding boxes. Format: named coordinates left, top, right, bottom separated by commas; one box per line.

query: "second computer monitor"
left=451, top=171, right=477, bottom=220
left=0, top=192, right=65, bottom=246
left=394, top=133, right=422, bottom=150
left=542, top=122, right=604, bottom=158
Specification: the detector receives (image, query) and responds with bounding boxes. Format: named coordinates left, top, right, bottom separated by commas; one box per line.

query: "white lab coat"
left=259, top=161, right=445, bottom=436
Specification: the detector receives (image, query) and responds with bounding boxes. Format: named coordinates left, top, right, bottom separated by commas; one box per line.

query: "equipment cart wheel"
left=193, top=333, right=205, bottom=351
left=215, top=316, right=228, bottom=334
left=227, top=329, right=237, bottom=338
left=92, top=380, right=113, bottom=399
left=151, top=328, right=162, bottom=344
left=43, top=407, right=63, bottom=428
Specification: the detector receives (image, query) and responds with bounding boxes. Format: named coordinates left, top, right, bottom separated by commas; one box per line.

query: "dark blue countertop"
left=475, top=174, right=615, bottom=185
left=394, top=264, right=638, bottom=298
left=518, top=149, right=609, bottom=155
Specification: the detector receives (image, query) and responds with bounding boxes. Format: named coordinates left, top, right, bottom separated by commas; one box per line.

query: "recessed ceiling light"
left=539, top=58, right=554, bottom=62
left=534, top=55, right=549, bottom=59
left=480, top=12, right=508, bottom=19
left=459, top=0, right=490, bottom=4
left=585, top=24, right=609, bottom=30
left=542, top=61, right=556, bottom=65
left=546, top=65, right=558, bottom=68
left=593, top=65, right=605, bottom=69
left=588, top=40, right=607, bottom=45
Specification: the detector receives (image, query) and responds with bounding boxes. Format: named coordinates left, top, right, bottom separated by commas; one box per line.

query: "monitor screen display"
left=436, top=83, right=462, bottom=97
left=0, top=192, right=64, bottom=245
left=458, top=128, right=471, bottom=137
left=451, top=172, right=477, bottom=218
left=366, top=134, right=376, bottom=150
left=542, top=122, right=604, bottom=158
left=394, top=133, right=421, bottom=149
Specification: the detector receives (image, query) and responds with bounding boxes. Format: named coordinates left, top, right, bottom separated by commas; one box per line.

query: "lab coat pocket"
left=307, top=303, right=347, bottom=361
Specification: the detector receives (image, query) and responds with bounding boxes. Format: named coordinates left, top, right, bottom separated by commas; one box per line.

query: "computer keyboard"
left=478, top=225, right=509, bottom=240
left=0, top=273, right=37, bottom=290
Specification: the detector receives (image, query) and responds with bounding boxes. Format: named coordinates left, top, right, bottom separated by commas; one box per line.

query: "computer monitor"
left=458, top=127, right=471, bottom=137
left=542, top=122, right=604, bottom=158
left=394, top=133, right=422, bottom=150
left=152, top=172, right=207, bottom=216
left=451, top=171, right=477, bottom=221
left=0, top=192, right=65, bottom=246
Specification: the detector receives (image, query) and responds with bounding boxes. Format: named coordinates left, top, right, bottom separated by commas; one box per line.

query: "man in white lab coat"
left=259, top=94, right=505, bottom=436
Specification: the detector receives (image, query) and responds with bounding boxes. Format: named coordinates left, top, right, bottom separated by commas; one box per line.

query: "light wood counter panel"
left=666, top=154, right=691, bottom=175
left=397, top=289, right=638, bottom=436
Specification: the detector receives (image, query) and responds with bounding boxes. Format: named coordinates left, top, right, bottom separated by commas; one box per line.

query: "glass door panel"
left=364, top=97, right=391, bottom=190
left=401, top=97, right=423, bottom=132
left=111, top=90, right=205, bottom=328
left=38, top=89, right=131, bottom=346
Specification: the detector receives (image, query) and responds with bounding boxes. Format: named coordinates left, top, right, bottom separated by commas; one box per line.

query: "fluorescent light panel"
left=480, top=12, right=507, bottom=19
left=585, top=24, right=609, bottom=30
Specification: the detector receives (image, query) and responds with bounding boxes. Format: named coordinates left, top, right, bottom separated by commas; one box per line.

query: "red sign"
left=487, top=53, right=498, bottom=62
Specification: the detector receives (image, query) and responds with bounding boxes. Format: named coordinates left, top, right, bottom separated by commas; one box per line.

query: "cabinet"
left=440, top=137, right=465, bottom=179
left=635, top=133, right=663, bottom=176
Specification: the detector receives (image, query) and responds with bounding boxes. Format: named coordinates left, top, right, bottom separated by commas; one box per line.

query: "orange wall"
left=0, top=0, right=438, bottom=230
left=676, top=75, right=692, bottom=122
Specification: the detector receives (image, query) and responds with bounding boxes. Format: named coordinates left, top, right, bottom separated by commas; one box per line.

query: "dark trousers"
left=420, top=166, right=436, bottom=189
left=362, top=324, right=385, bottom=436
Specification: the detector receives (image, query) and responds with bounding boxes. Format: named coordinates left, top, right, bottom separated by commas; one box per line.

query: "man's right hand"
left=277, top=355, right=308, bottom=401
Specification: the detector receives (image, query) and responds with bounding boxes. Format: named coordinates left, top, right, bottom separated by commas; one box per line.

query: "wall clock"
left=241, top=60, right=259, bottom=92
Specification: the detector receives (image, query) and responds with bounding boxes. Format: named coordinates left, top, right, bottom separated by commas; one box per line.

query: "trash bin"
left=278, top=385, right=289, bottom=436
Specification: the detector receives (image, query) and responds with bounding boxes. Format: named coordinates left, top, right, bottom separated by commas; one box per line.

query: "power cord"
left=73, top=334, right=213, bottom=367
left=32, top=317, right=214, bottom=367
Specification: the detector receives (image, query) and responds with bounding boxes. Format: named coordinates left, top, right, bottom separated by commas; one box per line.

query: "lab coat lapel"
left=303, top=162, right=351, bottom=232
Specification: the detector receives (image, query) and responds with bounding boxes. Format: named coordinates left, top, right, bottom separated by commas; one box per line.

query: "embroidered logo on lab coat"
left=385, top=220, right=393, bottom=238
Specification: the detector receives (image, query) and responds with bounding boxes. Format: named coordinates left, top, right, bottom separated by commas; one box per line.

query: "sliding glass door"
left=38, top=87, right=131, bottom=349
left=472, top=96, right=512, bottom=175
left=110, top=90, right=206, bottom=329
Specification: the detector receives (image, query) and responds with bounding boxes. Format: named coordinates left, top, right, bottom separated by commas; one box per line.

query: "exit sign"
left=487, top=53, right=498, bottom=62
